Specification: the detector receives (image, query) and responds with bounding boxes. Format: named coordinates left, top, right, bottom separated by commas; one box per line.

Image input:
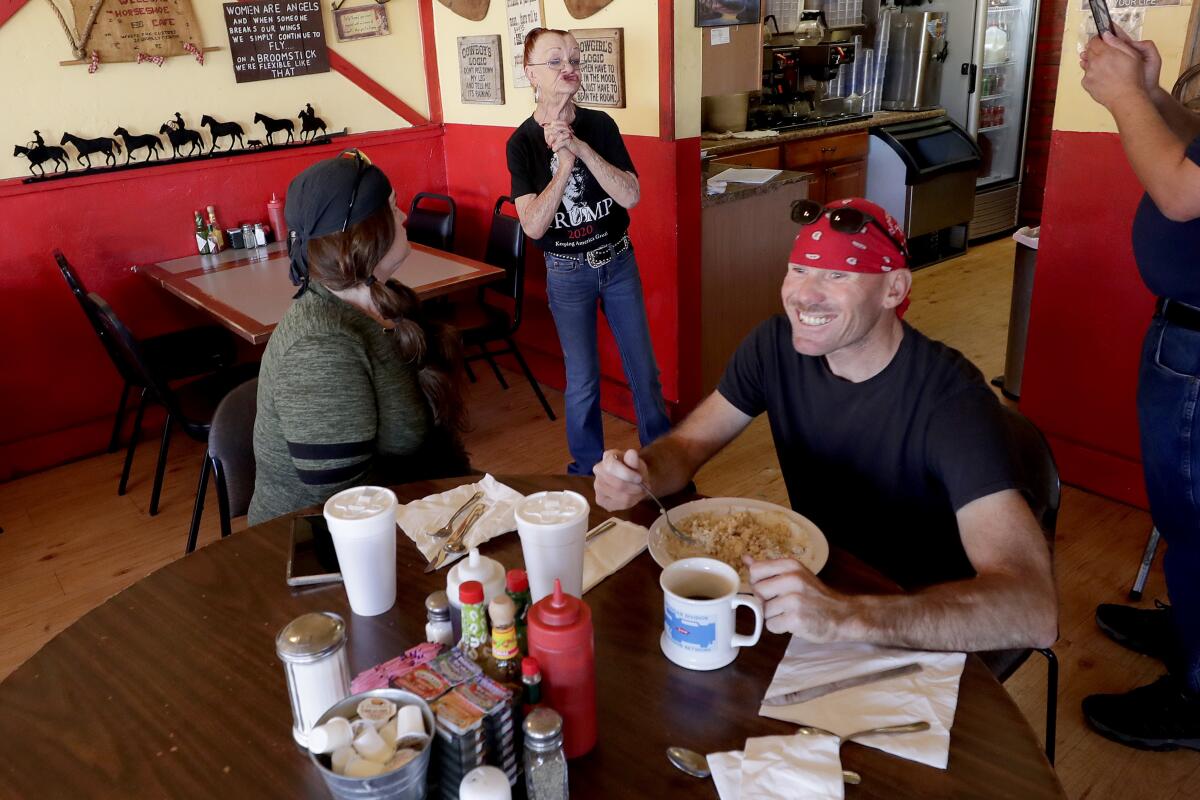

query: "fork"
left=430, top=490, right=483, bottom=538
left=641, top=482, right=698, bottom=545
left=423, top=503, right=487, bottom=573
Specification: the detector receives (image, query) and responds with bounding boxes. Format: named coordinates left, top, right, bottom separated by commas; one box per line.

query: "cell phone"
left=286, top=514, right=343, bottom=587
left=1089, top=0, right=1113, bottom=36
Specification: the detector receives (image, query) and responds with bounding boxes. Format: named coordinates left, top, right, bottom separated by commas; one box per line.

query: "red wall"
left=1019, top=130, right=1153, bottom=508
left=0, top=127, right=447, bottom=480
left=440, top=123, right=703, bottom=423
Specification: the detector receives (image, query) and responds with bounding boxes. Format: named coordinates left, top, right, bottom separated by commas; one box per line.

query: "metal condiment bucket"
left=309, top=688, right=434, bottom=800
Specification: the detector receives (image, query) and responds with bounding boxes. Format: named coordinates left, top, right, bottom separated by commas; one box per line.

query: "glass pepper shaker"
left=275, top=612, right=351, bottom=748
left=523, top=707, right=568, bottom=800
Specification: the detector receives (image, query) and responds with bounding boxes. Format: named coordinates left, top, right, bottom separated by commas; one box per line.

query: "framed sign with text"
left=570, top=27, right=625, bottom=108
left=223, top=1, right=330, bottom=83
left=506, top=0, right=544, bottom=89
left=333, top=3, right=391, bottom=42
left=458, top=34, right=505, bottom=105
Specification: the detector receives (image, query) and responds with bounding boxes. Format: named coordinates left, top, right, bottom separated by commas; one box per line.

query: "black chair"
left=977, top=405, right=1061, bottom=764
left=406, top=192, right=457, bottom=252
left=87, top=293, right=258, bottom=537
left=185, top=378, right=258, bottom=554
left=436, top=196, right=556, bottom=421
left=53, top=251, right=236, bottom=464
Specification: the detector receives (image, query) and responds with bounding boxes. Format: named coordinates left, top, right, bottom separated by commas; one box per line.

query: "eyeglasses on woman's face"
left=527, top=56, right=582, bottom=71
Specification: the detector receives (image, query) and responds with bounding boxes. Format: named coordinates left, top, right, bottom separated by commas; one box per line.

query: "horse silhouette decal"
left=200, top=115, right=245, bottom=152
left=13, top=143, right=70, bottom=176
left=59, top=132, right=121, bottom=169
left=113, top=127, right=164, bottom=164
left=159, top=123, right=204, bottom=158
left=253, top=112, right=295, bottom=145
left=298, top=105, right=327, bottom=142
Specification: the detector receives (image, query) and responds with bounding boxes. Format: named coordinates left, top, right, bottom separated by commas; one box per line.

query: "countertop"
left=700, top=108, right=947, bottom=158
left=702, top=166, right=811, bottom=209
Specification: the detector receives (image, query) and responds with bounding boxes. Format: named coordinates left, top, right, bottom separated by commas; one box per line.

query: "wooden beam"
left=327, top=49, right=431, bottom=127
left=419, top=0, right=443, bottom=124
left=658, top=0, right=675, bottom=142
left=0, top=0, right=32, bottom=30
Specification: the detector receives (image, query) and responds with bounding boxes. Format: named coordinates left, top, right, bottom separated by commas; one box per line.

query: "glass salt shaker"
left=523, top=707, right=568, bottom=800
left=425, top=590, right=454, bottom=646
left=275, top=612, right=351, bottom=748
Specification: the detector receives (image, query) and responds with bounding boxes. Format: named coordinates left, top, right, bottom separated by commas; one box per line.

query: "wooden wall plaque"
left=570, top=27, right=625, bottom=108
left=506, top=0, right=544, bottom=89
left=73, top=0, right=201, bottom=62
left=564, top=0, right=614, bottom=18
left=458, top=34, right=505, bottom=105
left=333, top=3, right=391, bottom=42
left=223, top=1, right=330, bottom=84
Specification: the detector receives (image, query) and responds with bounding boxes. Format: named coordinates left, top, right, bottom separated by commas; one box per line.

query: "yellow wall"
left=1052, top=4, right=1195, bottom=133
left=1, top=0, right=429, bottom=180
left=433, top=0, right=661, bottom=136
left=674, top=0, right=702, bottom=139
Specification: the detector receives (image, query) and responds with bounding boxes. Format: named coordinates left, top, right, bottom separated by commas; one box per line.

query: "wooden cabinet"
left=709, top=145, right=782, bottom=170
left=824, top=159, right=867, bottom=201
left=704, top=130, right=869, bottom=205
left=782, top=130, right=869, bottom=205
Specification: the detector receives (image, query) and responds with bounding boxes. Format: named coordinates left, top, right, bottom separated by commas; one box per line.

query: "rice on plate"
left=664, top=509, right=810, bottom=582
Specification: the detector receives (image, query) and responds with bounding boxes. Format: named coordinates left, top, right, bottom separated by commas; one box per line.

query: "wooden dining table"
left=136, top=241, right=505, bottom=345
left=0, top=476, right=1065, bottom=799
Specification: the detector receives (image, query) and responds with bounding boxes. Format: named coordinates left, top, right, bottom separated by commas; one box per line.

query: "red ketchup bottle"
left=267, top=193, right=287, bottom=245
left=526, top=578, right=596, bottom=759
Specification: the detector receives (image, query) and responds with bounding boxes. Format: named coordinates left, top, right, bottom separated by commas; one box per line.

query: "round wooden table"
left=0, top=476, right=1064, bottom=799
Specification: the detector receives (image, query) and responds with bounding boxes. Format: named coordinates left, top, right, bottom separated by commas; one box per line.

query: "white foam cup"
left=515, top=490, right=590, bottom=602
left=323, top=486, right=398, bottom=616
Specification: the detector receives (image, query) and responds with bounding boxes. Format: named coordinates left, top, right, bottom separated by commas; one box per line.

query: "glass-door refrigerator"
left=921, top=0, right=1038, bottom=240
left=968, top=0, right=1037, bottom=239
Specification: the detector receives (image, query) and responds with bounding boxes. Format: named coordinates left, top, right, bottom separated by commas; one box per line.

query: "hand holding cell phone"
left=1089, top=0, right=1113, bottom=36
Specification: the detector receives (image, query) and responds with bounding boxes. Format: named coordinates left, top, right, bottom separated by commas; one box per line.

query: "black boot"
left=1082, top=674, right=1200, bottom=752
left=1095, top=600, right=1175, bottom=661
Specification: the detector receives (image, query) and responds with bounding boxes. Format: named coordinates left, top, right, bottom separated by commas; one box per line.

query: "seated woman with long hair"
left=249, top=151, right=470, bottom=523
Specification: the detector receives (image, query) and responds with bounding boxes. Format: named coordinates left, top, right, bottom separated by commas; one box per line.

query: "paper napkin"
left=395, top=475, right=524, bottom=568
left=582, top=518, right=648, bottom=593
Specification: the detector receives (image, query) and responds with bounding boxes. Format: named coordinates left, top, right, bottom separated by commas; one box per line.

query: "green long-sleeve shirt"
left=248, top=283, right=467, bottom=524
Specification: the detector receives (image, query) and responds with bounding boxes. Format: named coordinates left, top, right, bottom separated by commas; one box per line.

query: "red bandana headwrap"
left=789, top=198, right=911, bottom=318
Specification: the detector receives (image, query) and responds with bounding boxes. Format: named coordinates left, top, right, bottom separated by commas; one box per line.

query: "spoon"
left=666, top=746, right=861, bottom=785
left=796, top=720, right=931, bottom=746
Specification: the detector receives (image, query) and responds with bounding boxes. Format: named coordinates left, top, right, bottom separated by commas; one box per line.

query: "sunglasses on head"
left=790, top=199, right=909, bottom=259
left=338, top=148, right=373, bottom=233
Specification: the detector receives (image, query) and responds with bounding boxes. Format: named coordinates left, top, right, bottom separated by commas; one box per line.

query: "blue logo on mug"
left=665, top=606, right=716, bottom=651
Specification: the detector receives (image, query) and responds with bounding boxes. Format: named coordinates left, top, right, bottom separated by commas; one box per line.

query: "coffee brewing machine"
left=750, top=15, right=867, bottom=132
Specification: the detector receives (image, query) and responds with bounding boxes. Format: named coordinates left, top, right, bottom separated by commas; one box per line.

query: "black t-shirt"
left=506, top=107, right=636, bottom=254
left=1131, top=134, right=1200, bottom=307
left=718, top=318, right=1021, bottom=589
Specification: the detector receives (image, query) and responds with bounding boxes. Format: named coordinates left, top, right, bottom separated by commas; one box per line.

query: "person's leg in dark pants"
left=1083, top=316, right=1200, bottom=751
left=597, top=249, right=671, bottom=448
left=545, top=254, right=604, bottom=476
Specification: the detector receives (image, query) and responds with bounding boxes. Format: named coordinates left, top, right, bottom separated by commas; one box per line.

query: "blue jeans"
left=544, top=246, right=670, bottom=475
left=1137, top=312, right=1200, bottom=693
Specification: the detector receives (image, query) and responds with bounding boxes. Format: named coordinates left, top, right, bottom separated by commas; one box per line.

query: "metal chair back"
left=481, top=196, right=526, bottom=331
left=407, top=192, right=457, bottom=252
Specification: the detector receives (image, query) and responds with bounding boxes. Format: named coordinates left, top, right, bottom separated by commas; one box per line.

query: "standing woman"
left=1079, top=30, right=1200, bottom=747
left=506, top=27, right=670, bottom=476
left=249, top=152, right=470, bottom=523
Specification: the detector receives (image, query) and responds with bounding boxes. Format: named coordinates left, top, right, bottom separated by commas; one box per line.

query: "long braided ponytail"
left=306, top=204, right=468, bottom=433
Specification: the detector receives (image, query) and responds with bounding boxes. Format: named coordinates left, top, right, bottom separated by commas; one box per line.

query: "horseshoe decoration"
left=437, top=0, right=490, bottom=22
left=564, top=0, right=615, bottom=19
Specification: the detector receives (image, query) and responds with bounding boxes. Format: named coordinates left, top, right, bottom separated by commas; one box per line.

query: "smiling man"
left=593, top=198, right=1057, bottom=653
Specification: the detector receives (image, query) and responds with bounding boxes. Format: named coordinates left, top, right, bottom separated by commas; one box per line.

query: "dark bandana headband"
left=285, top=154, right=392, bottom=296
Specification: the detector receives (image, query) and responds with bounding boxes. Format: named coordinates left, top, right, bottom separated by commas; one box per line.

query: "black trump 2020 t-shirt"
left=718, top=318, right=1023, bottom=589
left=506, top=107, right=636, bottom=255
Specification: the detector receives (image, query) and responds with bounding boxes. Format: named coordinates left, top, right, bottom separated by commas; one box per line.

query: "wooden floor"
left=1, top=238, right=1195, bottom=798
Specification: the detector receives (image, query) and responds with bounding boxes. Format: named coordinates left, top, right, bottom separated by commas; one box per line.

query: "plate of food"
left=648, top=497, right=828, bottom=590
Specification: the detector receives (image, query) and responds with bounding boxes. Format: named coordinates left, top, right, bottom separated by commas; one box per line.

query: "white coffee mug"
left=660, top=558, right=764, bottom=671
left=323, top=486, right=398, bottom=616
